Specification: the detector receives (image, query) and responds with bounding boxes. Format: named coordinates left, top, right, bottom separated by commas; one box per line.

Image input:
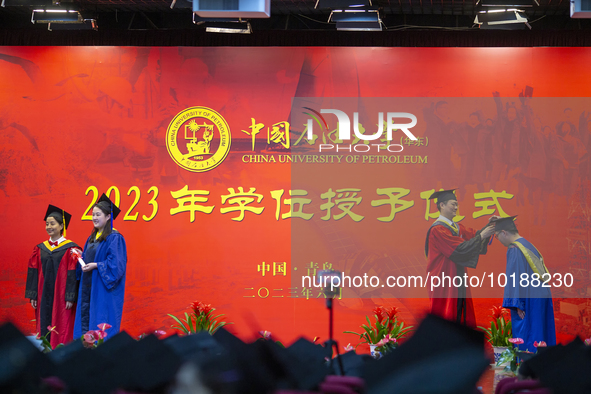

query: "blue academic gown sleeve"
left=74, top=231, right=127, bottom=340
left=502, top=239, right=556, bottom=352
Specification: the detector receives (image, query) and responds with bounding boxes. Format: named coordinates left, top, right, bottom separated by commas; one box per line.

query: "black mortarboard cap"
left=362, top=314, right=489, bottom=394
left=0, top=322, right=54, bottom=390
left=105, top=334, right=183, bottom=392
left=282, top=338, right=331, bottom=389
left=493, top=215, right=518, bottom=232
left=44, top=204, right=72, bottom=229
left=93, top=330, right=136, bottom=359
left=332, top=350, right=373, bottom=377
left=520, top=338, right=591, bottom=394
left=212, top=328, right=329, bottom=393
left=46, top=337, right=85, bottom=365
left=96, top=193, right=121, bottom=220
left=368, top=347, right=489, bottom=394
left=428, top=189, right=457, bottom=205
left=67, top=331, right=138, bottom=392
left=53, top=347, right=113, bottom=394
left=163, top=331, right=223, bottom=361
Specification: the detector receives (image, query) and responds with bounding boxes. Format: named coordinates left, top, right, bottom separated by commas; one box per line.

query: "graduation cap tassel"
left=111, top=201, right=113, bottom=230
left=62, top=208, right=66, bottom=238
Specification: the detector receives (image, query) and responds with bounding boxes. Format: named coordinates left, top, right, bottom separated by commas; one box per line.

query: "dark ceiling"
left=0, top=0, right=586, bottom=33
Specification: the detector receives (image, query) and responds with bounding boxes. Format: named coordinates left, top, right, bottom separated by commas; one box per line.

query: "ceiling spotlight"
left=329, top=9, right=382, bottom=31
left=48, top=18, right=97, bottom=30
left=2, top=0, right=69, bottom=6
left=32, top=8, right=82, bottom=23
left=570, top=0, right=591, bottom=18
left=476, top=0, right=538, bottom=6
left=193, top=0, right=270, bottom=18
left=315, top=0, right=372, bottom=8
left=474, top=9, right=531, bottom=29
left=193, top=15, right=252, bottom=33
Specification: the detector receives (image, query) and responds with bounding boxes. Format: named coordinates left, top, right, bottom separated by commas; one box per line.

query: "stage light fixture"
left=193, top=0, right=270, bottom=18
left=2, top=0, right=70, bottom=7
left=31, top=8, right=82, bottom=24
left=473, top=9, right=531, bottom=29
left=476, top=0, right=538, bottom=7
left=315, top=0, right=372, bottom=9
left=571, top=0, right=591, bottom=18
left=329, top=8, right=382, bottom=31
left=169, top=0, right=192, bottom=9
left=193, top=15, right=252, bottom=33
left=48, top=18, right=97, bottom=30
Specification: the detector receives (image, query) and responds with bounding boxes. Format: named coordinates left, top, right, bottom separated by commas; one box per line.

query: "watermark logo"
left=166, top=107, right=231, bottom=172
left=303, top=108, right=418, bottom=153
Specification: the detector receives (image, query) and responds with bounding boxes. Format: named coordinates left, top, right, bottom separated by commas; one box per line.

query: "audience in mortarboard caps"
left=2, top=314, right=591, bottom=393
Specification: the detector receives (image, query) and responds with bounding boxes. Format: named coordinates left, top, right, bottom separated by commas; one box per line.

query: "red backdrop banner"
left=1, top=47, right=590, bottom=349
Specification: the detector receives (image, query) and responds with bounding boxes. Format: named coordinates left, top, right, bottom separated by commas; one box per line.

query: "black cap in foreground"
left=362, top=314, right=489, bottom=394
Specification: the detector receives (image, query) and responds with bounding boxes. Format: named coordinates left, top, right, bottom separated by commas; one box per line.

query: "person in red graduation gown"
left=25, top=205, right=82, bottom=348
left=425, top=190, right=495, bottom=327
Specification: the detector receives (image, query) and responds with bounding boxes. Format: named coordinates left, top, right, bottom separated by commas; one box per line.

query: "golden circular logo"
left=165, top=107, right=231, bottom=172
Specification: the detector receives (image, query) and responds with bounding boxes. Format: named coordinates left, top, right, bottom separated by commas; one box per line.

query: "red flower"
left=200, top=304, right=213, bottom=315
left=154, top=330, right=166, bottom=338
left=95, top=330, right=107, bottom=340
left=508, top=338, right=524, bottom=345
left=97, top=323, right=112, bottom=331
left=83, top=332, right=97, bottom=346
left=386, top=307, right=399, bottom=320
left=585, top=338, right=591, bottom=346
left=259, top=331, right=272, bottom=339
left=47, top=325, right=59, bottom=334
left=534, top=341, right=547, bottom=347
left=190, top=301, right=202, bottom=314
left=490, top=306, right=508, bottom=321
left=373, top=306, right=385, bottom=323
left=384, top=307, right=400, bottom=330
left=191, top=301, right=213, bottom=316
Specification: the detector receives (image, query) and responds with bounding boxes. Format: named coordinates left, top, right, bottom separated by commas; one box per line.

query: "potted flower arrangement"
left=34, top=326, right=63, bottom=353
left=496, top=338, right=550, bottom=374
left=168, top=301, right=230, bottom=335
left=344, top=306, right=413, bottom=359
left=82, top=323, right=111, bottom=348
left=477, top=306, right=512, bottom=366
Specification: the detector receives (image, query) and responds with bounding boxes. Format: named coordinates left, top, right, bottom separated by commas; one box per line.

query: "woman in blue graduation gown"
left=74, top=193, right=127, bottom=340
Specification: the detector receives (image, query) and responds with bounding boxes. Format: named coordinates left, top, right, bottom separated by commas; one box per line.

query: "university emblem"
left=166, top=107, right=231, bottom=172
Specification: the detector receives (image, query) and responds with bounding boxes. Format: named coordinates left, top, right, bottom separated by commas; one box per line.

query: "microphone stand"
left=326, top=296, right=345, bottom=376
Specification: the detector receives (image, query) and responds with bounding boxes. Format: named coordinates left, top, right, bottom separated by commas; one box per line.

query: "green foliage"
left=344, top=313, right=413, bottom=349
left=168, top=302, right=230, bottom=335
left=497, top=346, right=521, bottom=374
left=478, top=316, right=512, bottom=347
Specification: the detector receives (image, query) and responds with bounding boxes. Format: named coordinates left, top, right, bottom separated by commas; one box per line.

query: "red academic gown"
left=425, top=221, right=490, bottom=327
left=25, top=239, right=80, bottom=348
